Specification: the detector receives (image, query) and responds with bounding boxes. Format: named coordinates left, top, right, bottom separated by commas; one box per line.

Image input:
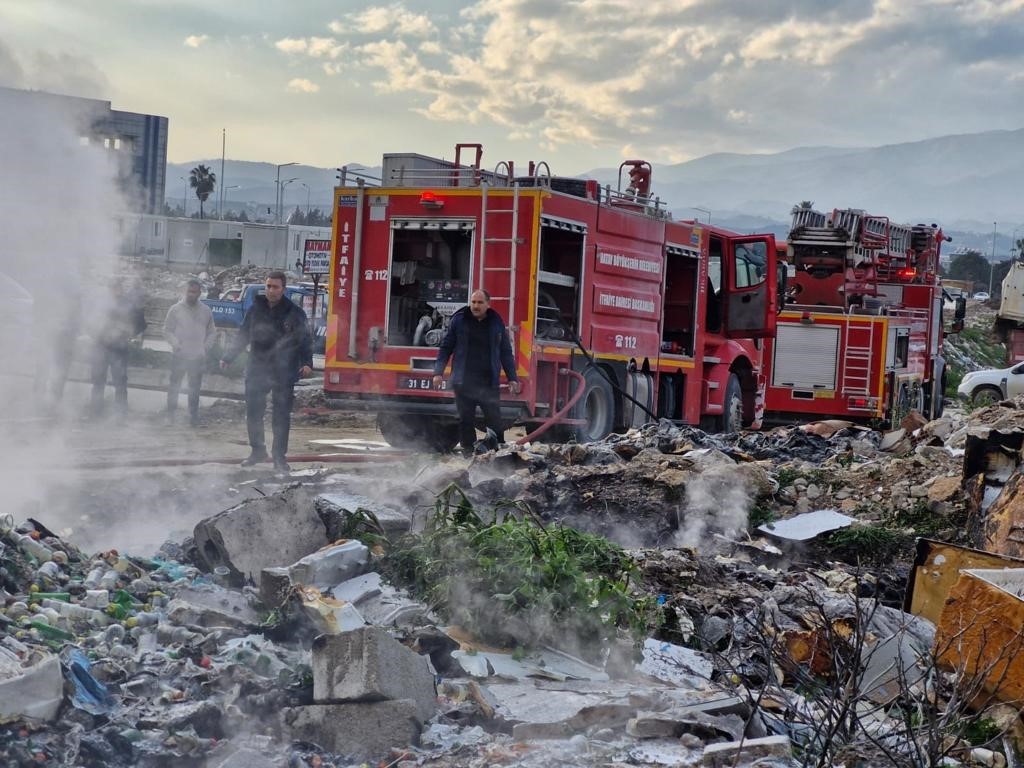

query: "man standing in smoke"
left=89, top=278, right=146, bottom=419
left=163, top=278, right=216, bottom=426
left=220, top=271, right=312, bottom=474
left=432, top=289, right=520, bottom=453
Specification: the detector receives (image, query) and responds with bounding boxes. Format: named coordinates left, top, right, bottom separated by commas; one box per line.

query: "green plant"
left=826, top=525, right=908, bottom=565
left=775, top=468, right=801, bottom=489
left=383, top=484, right=659, bottom=659
left=749, top=502, right=775, bottom=528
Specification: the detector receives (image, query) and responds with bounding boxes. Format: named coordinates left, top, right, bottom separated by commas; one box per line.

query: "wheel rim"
left=973, top=389, right=1001, bottom=407
left=725, top=393, right=743, bottom=432
left=584, top=389, right=608, bottom=440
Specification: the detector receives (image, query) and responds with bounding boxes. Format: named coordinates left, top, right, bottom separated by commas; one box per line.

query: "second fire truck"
left=764, top=206, right=961, bottom=426
left=322, top=144, right=781, bottom=448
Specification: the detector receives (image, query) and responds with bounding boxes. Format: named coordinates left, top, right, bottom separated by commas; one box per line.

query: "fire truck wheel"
left=574, top=368, right=616, bottom=443
left=719, top=374, right=744, bottom=434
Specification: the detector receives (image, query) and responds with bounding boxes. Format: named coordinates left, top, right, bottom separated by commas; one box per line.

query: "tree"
left=947, top=249, right=991, bottom=290
left=189, top=164, right=216, bottom=219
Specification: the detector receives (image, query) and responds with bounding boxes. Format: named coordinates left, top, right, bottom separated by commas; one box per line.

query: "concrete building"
left=1, top=86, right=168, bottom=214
left=115, top=213, right=331, bottom=270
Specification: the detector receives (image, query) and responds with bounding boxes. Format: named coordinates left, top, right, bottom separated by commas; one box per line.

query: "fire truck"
left=323, top=144, right=779, bottom=449
left=764, top=206, right=960, bottom=426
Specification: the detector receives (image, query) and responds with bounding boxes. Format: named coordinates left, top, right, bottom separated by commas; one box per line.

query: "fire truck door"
left=723, top=236, right=777, bottom=339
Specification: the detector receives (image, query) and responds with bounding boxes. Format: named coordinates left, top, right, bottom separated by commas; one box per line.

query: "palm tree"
left=189, top=165, right=216, bottom=219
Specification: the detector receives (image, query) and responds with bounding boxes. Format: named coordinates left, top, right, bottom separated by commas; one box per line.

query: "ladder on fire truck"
left=477, top=161, right=530, bottom=328
left=841, top=320, right=875, bottom=400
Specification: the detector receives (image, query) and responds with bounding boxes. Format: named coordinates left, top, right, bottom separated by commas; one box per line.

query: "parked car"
left=973, top=291, right=991, bottom=301
left=957, top=363, right=1024, bottom=405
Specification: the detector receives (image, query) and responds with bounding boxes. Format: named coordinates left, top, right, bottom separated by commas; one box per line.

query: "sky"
left=1, top=0, right=1024, bottom=174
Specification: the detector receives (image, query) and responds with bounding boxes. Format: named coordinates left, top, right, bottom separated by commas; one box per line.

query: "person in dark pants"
left=220, top=271, right=312, bottom=473
left=432, top=289, right=521, bottom=452
left=164, top=278, right=216, bottom=426
left=89, top=279, right=146, bottom=419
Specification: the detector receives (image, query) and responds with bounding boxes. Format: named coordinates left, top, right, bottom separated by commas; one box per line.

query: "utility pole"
left=990, top=221, right=997, bottom=295
left=218, top=128, right=226, bottom=219
left=275, top=162, right=298, bottom=224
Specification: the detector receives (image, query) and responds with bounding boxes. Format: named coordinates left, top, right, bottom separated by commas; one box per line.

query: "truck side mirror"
left=776, top=263, right=788, bottom=313
left=955, top=296, right=967, bottom=321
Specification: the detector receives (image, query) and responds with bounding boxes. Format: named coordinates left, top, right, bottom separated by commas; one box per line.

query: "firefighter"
left=432, top=289, right=521, bottom=452
left=219, top=271, right=313, bottom=474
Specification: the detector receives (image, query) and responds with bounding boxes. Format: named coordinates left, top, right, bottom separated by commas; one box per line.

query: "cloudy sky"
left=1, top=0, right=1023, bottom=173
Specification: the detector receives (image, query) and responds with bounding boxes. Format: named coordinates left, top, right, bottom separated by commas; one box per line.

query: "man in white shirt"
left=164, top=278, right=216, bottom=425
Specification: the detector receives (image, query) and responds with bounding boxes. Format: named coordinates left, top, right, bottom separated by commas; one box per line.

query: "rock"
left=805, top=483, right=822, bottom=501
left=927, top=475, right=961, bottom=503
left=702, top=735, right=793, bottom=767
left=922, top=417, right=953, bottom=441
left=316, top=492, right=411, bottom=541
left=212, top=748, right=276, bottom=768
left=626, top=711, right=745, bottom=741
left=193, top=486, right=326, bottom=586
left=281, top=700, right=423, bottom=760
left=900, top=411, right=928, bottom=433
left=166, top=586, right=261, bottom=630
left=909, top=485, right=928, bottom=498
left=298, top=588, right=367, bottom=634
left=312, top=627, right=437, bottom=722
left=258, top=541, right=369, bottom=604
left=879, top=429, right=907, bottom=452
left=331, top=572, right=384, bottom=605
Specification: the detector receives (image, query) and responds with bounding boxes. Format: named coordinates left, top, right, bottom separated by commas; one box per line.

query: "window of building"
left=154, top=221, right=162, bottom=238
left=293, top=234, right=301, bottom=250
left=114, top=138, right=122, bottom=150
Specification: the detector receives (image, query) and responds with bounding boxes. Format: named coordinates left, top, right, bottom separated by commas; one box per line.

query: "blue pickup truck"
left=203, top=283, right=327, bottom=352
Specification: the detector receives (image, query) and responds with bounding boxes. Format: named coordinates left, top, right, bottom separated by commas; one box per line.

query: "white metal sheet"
left=772, top=323, right=840, bottom=389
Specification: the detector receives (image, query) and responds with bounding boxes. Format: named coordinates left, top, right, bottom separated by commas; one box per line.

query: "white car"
left=958, top=363, right=1024, bottom=405
left=973, top=292, right=991, bottom=301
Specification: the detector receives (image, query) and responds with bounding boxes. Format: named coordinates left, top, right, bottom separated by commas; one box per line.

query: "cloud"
left=272, top=0, right=1024, bottom=159
left=183, top=35, right=209, bottom=48
left=331, top=4, right=438, bottom=37
left=287, top=77, right=320, bottom=93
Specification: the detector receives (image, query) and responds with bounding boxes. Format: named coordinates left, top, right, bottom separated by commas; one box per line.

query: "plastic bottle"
left=28, top=620, right=73, bottom=641
left=36, top=561, right=62, bottom=581
left=98, top=570, right=120, bottom=590
left=41, top=599, right=109, bottom=627
left=84, top=567, right=106, bottom=589
left=16, top=534, right=52, bottom=562
left=83, top=590, right=110, bottom=609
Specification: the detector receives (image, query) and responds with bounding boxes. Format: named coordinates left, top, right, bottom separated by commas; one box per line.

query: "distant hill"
left=170, top=126, right=1024, bottom=252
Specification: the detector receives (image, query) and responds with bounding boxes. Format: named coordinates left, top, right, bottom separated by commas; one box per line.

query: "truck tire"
left=718, top=373, right=744, bottom=433
left=378, top=413, right=459, bottom=452
left=573, top=367, right=616, bottom=443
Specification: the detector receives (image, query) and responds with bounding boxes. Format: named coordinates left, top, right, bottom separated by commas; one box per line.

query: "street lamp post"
left=275, top=162, right=298, bottom=224
left=280, top=178, right=300, bottom=223
left=691, top=207, right=712, bottom=224
left=221, top=185, right=240, bottom=218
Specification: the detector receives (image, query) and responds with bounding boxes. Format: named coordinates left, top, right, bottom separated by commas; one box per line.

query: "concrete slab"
left=316, top=491, right=411, bottom=540
left=757, top=509, right=854, bottom=542
left=312, top=626, right=437, bottom=722
left=702, top=735, right=792, bottom=767
left=193, top=485, right=326, bottom=586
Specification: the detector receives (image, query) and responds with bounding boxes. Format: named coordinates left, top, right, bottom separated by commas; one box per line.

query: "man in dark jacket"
left=432, top=289, right=521, bottom=451
left=220, top=271, right=313, bottom=473
left=89, top=278, right=146, bottom=419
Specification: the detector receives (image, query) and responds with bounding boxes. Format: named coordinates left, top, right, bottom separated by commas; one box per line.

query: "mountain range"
left=170, top=126, right=1024, bottom=255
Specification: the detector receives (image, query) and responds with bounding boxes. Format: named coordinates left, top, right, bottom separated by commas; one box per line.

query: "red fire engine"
left=323, top=144, right=779, bottom=448
left=764, top=206, right=958, bottom=426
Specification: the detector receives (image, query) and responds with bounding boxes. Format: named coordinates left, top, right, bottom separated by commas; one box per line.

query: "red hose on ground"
left=72, top=451, right=409, bottom=470
left=515, top=368, right=586, bottom=445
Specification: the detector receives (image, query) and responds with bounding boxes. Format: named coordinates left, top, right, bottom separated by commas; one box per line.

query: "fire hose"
left=72, top=451, right=410, bottom=471
left=514, top=367, right=586, bottom=445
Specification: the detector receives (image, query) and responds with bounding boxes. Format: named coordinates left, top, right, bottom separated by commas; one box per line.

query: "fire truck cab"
left=324, top=144, right=779, bottom=449
left=765, top=206, right=952, bottom=426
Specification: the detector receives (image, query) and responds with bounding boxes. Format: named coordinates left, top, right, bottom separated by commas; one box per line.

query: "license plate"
left=397, top=375, right=444, bottom=391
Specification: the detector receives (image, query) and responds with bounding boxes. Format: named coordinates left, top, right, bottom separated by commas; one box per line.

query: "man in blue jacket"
left=220, top=271, right=313, bottom=473
left=432, top=289, right=521, bottom=451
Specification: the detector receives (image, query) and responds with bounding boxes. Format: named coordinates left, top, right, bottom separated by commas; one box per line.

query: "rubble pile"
left=14, top=400, right=1024, bottom=765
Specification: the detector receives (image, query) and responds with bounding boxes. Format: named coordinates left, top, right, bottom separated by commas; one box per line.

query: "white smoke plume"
left=675, top=465, right=753, bottom=548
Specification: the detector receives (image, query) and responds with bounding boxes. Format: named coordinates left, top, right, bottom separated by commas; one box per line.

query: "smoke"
left=0, top=53, right=124, bottom=540
left=675, top=465, right=753, bottom=548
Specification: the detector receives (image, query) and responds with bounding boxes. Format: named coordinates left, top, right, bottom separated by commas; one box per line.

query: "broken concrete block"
left=299, top=587, right=366, bottom=634
left=281, top=700, right=422, bottom=760
left=702, top=735, right=793, bottom=767
left=638, top=638, right=713, bottom=684
left=259, top=541, right=370, bottom=605
left=312, top=626, right=437, bottom=722
left=512, top=704, right=636, bottom=740
left=627, top=711, right=745, bottom=741
left=316, top=491, right=411, bottom=541
left=331, top=572, right=383, bottom=605
left=193, top=486, right=325, bottom=586
left=166, top=586, right=261, bottom=630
